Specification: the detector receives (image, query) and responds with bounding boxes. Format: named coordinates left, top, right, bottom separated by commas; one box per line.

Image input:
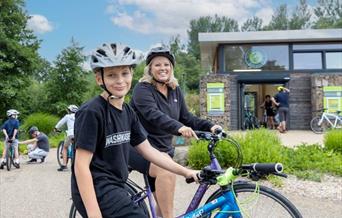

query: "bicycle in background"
left=55, top=130, right=74, bottom=168
left=310, top=109, right=342, bottom=134
left=5, top=139, right=20, bottom=171
left=243, top=107, right=260, bottom=130
left=69, top=129, right=302, bottom=217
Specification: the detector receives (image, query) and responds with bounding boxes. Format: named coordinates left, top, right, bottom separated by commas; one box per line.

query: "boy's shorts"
left=72, top=179, right=148, bottom=218
left=5, top=139, right=18, bottom=148
left=64, top=135, right=74, bottom=147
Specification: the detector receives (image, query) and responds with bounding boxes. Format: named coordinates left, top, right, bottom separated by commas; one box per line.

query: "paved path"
left=0, top=130, right=340, bottom=218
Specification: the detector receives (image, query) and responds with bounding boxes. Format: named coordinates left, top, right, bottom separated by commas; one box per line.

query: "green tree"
left=264, top=4, right=289, bottom=30
left=313, top=0, right=342, bottom=28
left=44, top=39, right=89, bottom=116
left=0, top=0, right=40, bottom=118
left=187, top=15, right=239, bottom=60
left=170, top=36, right=202, bottom=93
left=289, top=0, right=312, bottom=29
left=241, top=16, right=263, bottom=32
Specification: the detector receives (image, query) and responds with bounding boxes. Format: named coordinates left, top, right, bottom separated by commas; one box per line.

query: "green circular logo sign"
left=244, top=49, right=267, bottom=68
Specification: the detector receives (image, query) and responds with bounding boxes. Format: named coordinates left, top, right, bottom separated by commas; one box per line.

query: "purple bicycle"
left=69, top=129, right=301, bottom=217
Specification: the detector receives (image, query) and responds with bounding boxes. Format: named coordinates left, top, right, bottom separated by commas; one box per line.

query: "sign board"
left=323, top=86, right=342, bottom=112
left=207, top=83, right=224, bottom=115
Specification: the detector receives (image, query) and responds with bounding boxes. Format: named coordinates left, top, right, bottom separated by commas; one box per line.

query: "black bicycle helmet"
left=28, top=126, right=39, bottom=136
left=146, top=45, right=175, bottom=66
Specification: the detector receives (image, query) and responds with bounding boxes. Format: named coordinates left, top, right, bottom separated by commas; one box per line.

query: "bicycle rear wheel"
left=57, top=141, right=64, bottom=167
left=310, top=116, right=323, bottom=133
left=204, top=183, right=302, bottom=218
left=6, top=146, right=12, bottom=171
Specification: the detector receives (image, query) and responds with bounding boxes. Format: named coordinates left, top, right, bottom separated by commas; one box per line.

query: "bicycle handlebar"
left=185, top=163, right=286, bottom=185
left=194, top=129, right=227, bottom=141
left=241, top=163, right=283, bottom=174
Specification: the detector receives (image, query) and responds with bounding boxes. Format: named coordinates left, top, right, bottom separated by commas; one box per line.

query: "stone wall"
left=289, top=73, right=312, bottom=129
left=200, top=74, right=236, bottom=130
left=311, top=73, right=342, bottom=116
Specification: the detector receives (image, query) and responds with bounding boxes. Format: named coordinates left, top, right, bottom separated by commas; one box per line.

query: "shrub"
left=283, top=144, right=342, bottom=177
left=324, top=129, right=342, bottom=153
left=188, top=128, right=283, bottom=169
left=21, top=113, right=59, bottom=137
left=49, top=133, right=66, bottom=148
left=235, top=128, right=284, bottom=164
left=185, top=92, right=200, bottom=116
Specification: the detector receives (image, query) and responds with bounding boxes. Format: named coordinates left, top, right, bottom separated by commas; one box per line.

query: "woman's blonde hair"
left=139, top=60, right=179, bottom=90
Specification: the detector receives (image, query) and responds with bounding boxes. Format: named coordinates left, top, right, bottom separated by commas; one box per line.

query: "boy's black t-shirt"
left=71, top=96, right=147, bottom=195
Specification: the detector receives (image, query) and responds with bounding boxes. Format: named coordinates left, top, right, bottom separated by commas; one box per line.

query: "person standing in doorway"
left=272, top=86, right=290, bottom=133
left=260, top=95, right=276, bottom=129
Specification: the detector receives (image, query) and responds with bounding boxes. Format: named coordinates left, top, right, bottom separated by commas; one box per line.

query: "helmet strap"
left=100, top=68, right=123, bottom=100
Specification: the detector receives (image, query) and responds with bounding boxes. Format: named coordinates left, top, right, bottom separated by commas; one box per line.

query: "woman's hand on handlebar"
left=210, top=125, right=222, bottom=134
left=178, top=126, right=198, bottom=139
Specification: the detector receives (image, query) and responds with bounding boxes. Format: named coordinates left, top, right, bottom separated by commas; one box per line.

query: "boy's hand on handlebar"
left=184, top=169, right=200, bottom=183
left=210, top=125, right=222, bottom=133
left=178, top=126, right=198, bottom=140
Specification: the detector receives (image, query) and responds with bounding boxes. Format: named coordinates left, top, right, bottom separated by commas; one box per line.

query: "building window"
left=293, top=43, right=342, bottom=50
left=224, top=45, right=289, bottom=72
left=326, top=52, right=342, bottom=69
left=293, top=52, right=322, bottom=69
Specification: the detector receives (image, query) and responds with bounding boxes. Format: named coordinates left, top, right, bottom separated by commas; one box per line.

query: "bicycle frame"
left=135, top=138, right=241, bottom=218
left=180, top=191, right=241, bottom=218
left=318, top=112, right=342, bottom=128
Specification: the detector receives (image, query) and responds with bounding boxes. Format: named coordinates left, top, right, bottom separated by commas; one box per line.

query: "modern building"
left=198, top=29, right=342, bottom=130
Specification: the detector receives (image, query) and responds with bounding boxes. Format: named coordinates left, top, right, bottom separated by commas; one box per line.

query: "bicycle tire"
left=68, top=183, right=150, bottom=218
left=310, top=116, right=323, bottom=134
left=203, top=183, right=302, bottom=218
left=57, top=141, right=65, bottom=167
left=6, top=146, right=12, bottom=171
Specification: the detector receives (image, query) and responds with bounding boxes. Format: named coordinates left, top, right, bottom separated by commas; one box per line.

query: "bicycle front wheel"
left=57, top=141, right=64, bottom=167
left=204, top=183, right=302, bottom=218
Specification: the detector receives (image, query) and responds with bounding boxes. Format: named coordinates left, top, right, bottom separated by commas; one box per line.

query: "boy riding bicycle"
left=71, top=43, right=198, bottom=218
left=0, top=109, right=20, bottom=169
left=55, top=104, right=78, bottom=171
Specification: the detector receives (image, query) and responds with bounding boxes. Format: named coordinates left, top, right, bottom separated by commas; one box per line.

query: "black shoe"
left=27, top=158, right=37, bottom=163
left=0, top=162, right=5, bottom=169
left=57, top=165, right=67, bottom=171
left=40, top=157, right=45, bottom=163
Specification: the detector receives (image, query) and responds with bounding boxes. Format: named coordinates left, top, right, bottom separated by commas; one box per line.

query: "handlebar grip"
left=186, top=177, right=195, bottom=184
left=243, top=163, right=283, bottom=174
left=185, top=173, right=201, bottom=184
left=254, top=163, right=283, bottom=173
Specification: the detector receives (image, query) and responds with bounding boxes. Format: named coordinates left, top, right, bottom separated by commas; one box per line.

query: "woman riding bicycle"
left=129, top=44, right=221, bottom=218
left=55, top=104, right=78, bottom=171
left=71, top=42, right=198, bottom=218
left=0, top=109, right=20, bottom=169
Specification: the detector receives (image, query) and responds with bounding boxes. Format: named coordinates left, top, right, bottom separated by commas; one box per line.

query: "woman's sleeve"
left=132, top=84, right=183, bottom=135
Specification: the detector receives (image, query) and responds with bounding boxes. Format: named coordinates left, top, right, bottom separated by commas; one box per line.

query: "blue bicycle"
left=5, top=139, right=20, bottom=171
left=69, top=129, right=302, bottom=217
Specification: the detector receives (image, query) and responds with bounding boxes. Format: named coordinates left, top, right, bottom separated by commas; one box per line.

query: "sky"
left=25, top=0, right=318, bottom=68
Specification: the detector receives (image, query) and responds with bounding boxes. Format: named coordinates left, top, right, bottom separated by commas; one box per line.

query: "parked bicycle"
left=5, top=139, right=20, bottom=171
left=243, top=108, right=260, bottom=130
left=310, top=109, right=342, bottom=134
left=69, top=129, right=302, bottom=217
left=56, top=130, right=74, bottom=168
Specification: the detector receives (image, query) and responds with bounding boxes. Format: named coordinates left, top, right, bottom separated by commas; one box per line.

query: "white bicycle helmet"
left=90, top=43, right=138, bottom=71
left=7, top=109, right=20, bottom=117
left=67, top=105, right=78, bottom=113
